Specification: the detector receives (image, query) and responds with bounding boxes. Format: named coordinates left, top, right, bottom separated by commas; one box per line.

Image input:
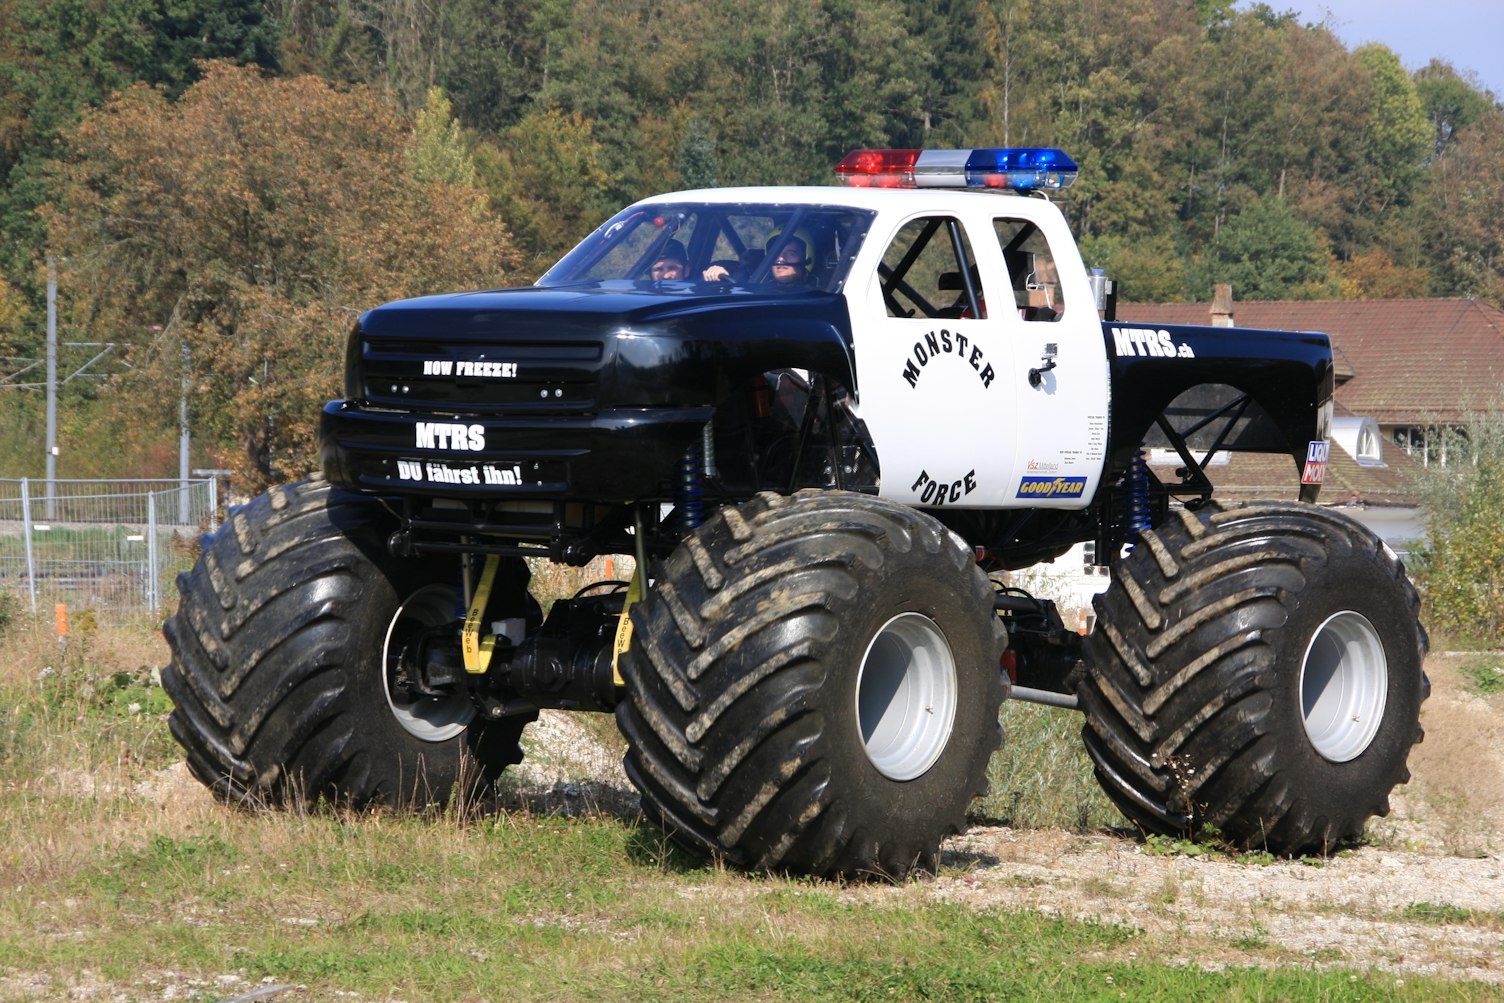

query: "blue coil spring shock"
left=678, top=438, right=706, bottom=530
left=1124, top=447, right=1152, bottom=542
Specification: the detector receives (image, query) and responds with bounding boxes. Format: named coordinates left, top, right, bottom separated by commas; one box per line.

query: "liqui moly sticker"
left=1301, top=440, right=1329, bottom=484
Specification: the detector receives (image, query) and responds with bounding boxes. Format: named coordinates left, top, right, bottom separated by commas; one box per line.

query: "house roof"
left=1168, top=437, right=1423, bottom=509
left=1118, top=297, right=1504, bottom=425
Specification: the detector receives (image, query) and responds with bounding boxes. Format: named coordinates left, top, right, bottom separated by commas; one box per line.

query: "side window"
left=879, top=217, right=984, bottom=320
left=993, top=218, right=1065, bottom=322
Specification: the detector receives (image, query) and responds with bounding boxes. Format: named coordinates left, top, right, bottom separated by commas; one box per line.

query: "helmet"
left=767, top=229, right=814, bottom=267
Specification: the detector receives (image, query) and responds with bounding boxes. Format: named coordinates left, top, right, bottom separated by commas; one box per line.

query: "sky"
left=1254, top=1, right=1504, bottom=99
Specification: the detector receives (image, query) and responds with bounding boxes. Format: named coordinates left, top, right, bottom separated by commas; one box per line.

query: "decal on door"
left=899, top=328, right=996, bottom=390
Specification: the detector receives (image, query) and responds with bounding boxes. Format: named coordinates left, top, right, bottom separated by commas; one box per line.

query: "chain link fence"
left=0, top=477, right=220, bottom=623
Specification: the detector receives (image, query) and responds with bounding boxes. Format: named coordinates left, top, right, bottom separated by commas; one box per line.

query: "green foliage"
left=1193, top=195, right=1333, bottom=299
left=1355, top=44, right=1431, bottom=203
left=1401, top=902, right=1480, bottom=925
left=1416, top=59, right=1496, bottom=159
left=1079, top=232, right=1191, bottom=304
left=1411, top=406, right=1504, bottom=644
left=476, top=107, right=612, bottom=280
left=674, top=117, right=719, bottom=190
left=1455, top=656, right=1504, bottom=695
left=1144, top=833, right=1279, bottom=865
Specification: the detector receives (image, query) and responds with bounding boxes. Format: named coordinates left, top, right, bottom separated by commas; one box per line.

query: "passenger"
left=702, top=231, right=815, bottom=286
left=766, top=235, right=814, bottom=287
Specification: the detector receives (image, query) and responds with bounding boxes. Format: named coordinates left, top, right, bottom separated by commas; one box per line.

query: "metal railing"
left=0, top=477, right=220, bottom=620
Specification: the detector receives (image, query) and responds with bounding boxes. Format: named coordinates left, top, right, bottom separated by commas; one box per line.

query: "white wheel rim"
left=855, top=613, right=958, bottom=781
left=1299, top=611, right=1387, bottom=763
left=382, top=584, right=474, bottom=742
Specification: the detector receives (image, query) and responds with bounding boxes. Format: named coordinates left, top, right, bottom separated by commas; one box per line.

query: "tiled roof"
left=1166, top=438, right=1422, bottom=508
left=1118, top=298, right=1504, bottom=425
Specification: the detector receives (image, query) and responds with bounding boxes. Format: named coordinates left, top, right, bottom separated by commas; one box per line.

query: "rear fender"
left=1103, top=322, right=1334, bottom=502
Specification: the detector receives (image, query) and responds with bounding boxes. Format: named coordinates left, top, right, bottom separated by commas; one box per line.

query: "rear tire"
left=1078, top=501, right=1428, bottom=854
left=162, top=478, right=533, bottom=809
left=616, top=490, right=1006, bottom=878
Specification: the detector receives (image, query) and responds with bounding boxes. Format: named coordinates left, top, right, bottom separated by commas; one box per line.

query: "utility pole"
left=45, top=256, right=57, bottom=519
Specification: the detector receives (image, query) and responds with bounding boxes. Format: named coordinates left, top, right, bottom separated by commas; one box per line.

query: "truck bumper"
left=319, top=400, right=714, bottom=502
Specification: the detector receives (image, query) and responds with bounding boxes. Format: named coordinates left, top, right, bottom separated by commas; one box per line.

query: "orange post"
left=55, top=603, right=68, bottom=639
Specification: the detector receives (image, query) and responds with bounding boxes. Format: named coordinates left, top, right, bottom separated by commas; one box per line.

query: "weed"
left=1231, top=918, right=1270, bottom=951
left=1456, top=656, right=1504, bottom=695
left=1402, top=902, right=1473, bottom=924
left=1143, top=833, right=1281, bottom=865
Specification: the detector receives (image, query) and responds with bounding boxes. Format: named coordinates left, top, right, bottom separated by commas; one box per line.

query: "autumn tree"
left=1416, top=107, right=1504, bottom=303
left=47, top=61, right=518, bottom=493
left=0, top=0, right=278, bottom=336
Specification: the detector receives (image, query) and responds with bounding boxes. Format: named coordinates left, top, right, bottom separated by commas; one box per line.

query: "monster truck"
left=163, top=147, right=1427, bottom=878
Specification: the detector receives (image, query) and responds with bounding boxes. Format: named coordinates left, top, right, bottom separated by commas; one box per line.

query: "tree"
left=47, top=61, right=518, bottom=493
left=0, top=0, right=279, bottom=330
left=1353, top=45, right=1430, bottom=206
left=410, top=86, right=478, bottom=188
left=1415, top=59, right=1496, bottom=160
left=1192, top=195, right=1332, bottom=300
left=1417, top=108, right=1504, bottom=303
left=674, top=117, right=719, bottom=190
left=475, top=107, right=612, bottom=279
left=1336, top=248, right=1429, bottom=300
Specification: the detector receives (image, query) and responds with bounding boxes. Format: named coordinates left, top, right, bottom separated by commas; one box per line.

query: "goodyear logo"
left=1016, top=476, right=1087, bottom=499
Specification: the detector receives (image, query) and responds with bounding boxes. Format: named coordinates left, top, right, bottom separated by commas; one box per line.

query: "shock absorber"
left=1124, top=447, right=1152, bottom=541
left=678, top=436, right=706, bottom=531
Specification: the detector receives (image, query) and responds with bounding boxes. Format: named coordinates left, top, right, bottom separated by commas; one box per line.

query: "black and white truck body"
left=166, top=148, right=1425, bottom=878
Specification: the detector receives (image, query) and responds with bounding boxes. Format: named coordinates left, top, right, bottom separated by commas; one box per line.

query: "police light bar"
left=836, top=148, right=1079, bottom=191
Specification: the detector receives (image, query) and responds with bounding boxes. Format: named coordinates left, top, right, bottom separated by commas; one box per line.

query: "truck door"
left=856, top=214, right=1019, bottom=508
left=988, top=213, right=1111, bottom=508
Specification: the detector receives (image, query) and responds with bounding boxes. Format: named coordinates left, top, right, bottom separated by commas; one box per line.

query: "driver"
left=649, top=240, right=691, bottom=280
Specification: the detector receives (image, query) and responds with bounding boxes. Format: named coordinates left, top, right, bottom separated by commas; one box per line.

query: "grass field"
left=0, top=610, right=1497, bottom=1002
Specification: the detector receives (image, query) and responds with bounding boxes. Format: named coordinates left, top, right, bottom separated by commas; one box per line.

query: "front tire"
left=616, top=490, right=1006, bottom=878
left=1078, top=501, right=1428, bottom=854
left=162, top=478, right=533, bottom=809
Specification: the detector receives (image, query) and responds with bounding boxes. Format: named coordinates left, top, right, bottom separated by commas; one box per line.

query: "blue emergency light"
left=836, top=148, right=1079, bottom=191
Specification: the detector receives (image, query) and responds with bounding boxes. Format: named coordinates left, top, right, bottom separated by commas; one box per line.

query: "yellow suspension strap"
left=610, top=509, right=650, bottom=686
left=461, top=554, right=501, bottom=674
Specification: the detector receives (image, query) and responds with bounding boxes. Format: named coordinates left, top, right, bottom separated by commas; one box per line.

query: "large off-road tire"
left=616, top=490, right=1006, bottom=878
left=1078, top=501, right=1428, bottom=854
left=162, top=478, right=533, bottom=809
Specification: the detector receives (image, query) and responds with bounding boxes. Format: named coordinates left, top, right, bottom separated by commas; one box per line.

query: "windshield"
left=538, top=202, right=876, bottom=294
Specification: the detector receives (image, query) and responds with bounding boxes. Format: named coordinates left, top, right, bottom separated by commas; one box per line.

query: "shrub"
left=1410, top=405, right=1504, bottom=644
